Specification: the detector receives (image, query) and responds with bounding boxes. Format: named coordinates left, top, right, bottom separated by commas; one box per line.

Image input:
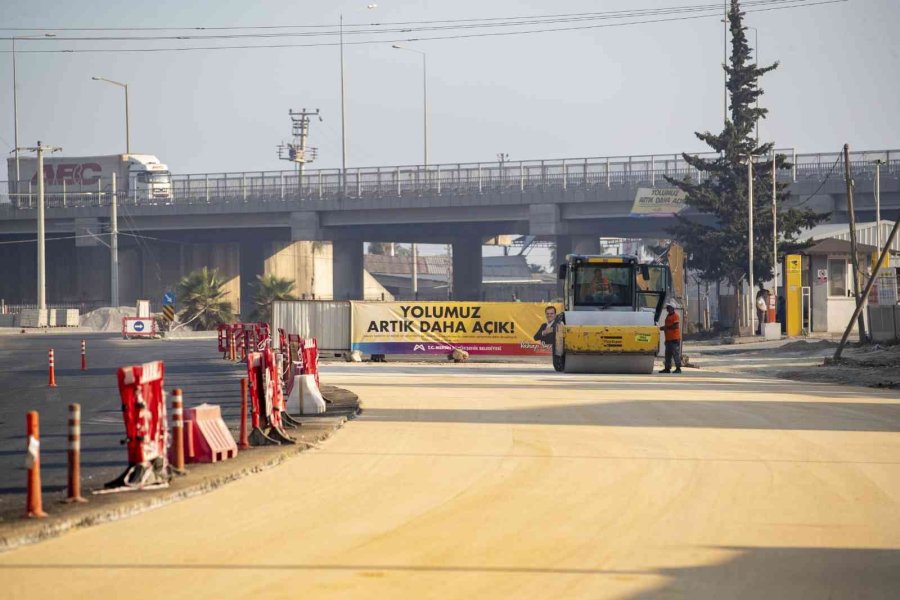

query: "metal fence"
left=2, top=148, right=897, bottom=210
left=271, top=300, right=351, bottom=354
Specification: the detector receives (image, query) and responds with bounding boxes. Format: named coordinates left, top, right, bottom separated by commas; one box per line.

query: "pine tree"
left=665, top=0, right=825, bottom=322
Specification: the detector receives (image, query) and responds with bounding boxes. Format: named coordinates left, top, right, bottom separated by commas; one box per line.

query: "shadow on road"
left=361, top=399, right=900, bottom=432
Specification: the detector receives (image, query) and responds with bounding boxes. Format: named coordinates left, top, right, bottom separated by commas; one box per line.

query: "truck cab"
left=127, top=155, right=172, bottom=202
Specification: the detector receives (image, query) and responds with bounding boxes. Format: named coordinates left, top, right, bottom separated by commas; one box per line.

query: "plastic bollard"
left=81, top=339, right=87, bottom=371
left=171, top=389, right=186, bottom=474
left=48, top=349, right=57, bottom=388
left=239, top=378, right=250, bottom=449
left=65, top=403, right=87, bottom=503
left=25, top=411, right=47, bottom=518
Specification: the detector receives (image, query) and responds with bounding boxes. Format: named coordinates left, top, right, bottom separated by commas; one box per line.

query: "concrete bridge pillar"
left=571, top=235, right=600, bottom=255
left=452, top=238, right=482, bottom=301
left=239, top=239, right=267, bottom=319
left=333, top=238, right=364, bottom=300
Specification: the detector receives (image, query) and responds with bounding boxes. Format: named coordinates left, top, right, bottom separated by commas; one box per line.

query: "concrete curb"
left=0, top=393, right=362, bottom=555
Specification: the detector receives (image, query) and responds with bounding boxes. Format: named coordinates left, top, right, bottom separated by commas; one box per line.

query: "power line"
left=0, top=1, right=833, bottom=35
left=0, top=0, right=846, bottom=54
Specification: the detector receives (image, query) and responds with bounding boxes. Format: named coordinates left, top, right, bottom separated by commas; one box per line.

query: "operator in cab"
left=659, top=300, right=682, bottom=374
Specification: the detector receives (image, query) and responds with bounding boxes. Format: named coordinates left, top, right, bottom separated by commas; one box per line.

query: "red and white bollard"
left=48, top=349, right=57, bottom=388
left=25, top=411, right=47, bottom=518
left=171, top=389, right=186, bottom=474
left=229, top=331, right=237, bottom=362
left=239, top=378, right=249, bottom=450
left=81, top=339, right=87, bottom=371
left=65, top=403, right=86, bottom=503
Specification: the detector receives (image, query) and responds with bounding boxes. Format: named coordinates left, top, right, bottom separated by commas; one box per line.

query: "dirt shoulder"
left=690, top=339, right=900, bottom=390
left=0, top=385, right=361, bottom=554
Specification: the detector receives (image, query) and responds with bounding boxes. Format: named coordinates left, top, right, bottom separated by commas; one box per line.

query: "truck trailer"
left=6, top=153, right=172, bottom=205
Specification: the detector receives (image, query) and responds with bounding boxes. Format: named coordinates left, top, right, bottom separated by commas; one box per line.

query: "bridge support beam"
left=452, top=238, right=483, bottom=301
left=333, top=238, right=364, bottom=300
left=239, top=238, right=267, bottom=319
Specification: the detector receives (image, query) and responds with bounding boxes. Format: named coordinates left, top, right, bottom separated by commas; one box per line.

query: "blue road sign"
left=163, top=292, right=176, bottom=305
left=133, top=320, right=145, bottom=332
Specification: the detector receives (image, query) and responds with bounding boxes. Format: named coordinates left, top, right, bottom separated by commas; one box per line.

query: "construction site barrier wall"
left=868, top=305, right=900, bottom=343
left=271, top=301, right=351, bottom=353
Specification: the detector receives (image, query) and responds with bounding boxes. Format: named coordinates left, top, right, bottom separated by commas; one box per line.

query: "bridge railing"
left=1, top=148, right=897, bottom=209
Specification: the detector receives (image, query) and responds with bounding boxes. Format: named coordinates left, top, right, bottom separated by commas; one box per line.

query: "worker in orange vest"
left=659, top=300, right=682, bottom=374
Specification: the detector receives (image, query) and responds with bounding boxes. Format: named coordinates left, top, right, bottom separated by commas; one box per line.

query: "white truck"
left=6, top=154, right=173, bottom=205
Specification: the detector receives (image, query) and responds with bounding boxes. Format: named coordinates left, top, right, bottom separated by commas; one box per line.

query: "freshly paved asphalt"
left=0, top=332, right=241, bottom=519
left=1, top=361, right=898, bottom=598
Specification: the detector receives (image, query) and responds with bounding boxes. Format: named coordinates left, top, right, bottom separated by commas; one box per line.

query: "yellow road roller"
left=553, top=255, right=671, bottom=374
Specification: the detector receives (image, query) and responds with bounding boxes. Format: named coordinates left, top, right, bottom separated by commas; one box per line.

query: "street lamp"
left=392, top=45, right=428, bottom=167
left=92, top=76, right=130, bottom=154
left=340, top=4, right=378, bottom=197
left=11, top=34, right=55, bottom=197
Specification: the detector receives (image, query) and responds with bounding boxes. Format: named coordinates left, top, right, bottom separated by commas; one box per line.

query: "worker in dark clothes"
left=533, top=305, right=558, bottom=345
left=659, top=300, right=682, bottom=374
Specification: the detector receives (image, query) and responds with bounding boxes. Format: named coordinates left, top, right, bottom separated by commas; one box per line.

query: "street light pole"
left=11, top=34, right=55, bottom=198
left=391, top=45, right=428, bottom=166
left=92, top=76, right=130, bottom=154
left=747, top=154, right=755, bottom=334
left=723, top=0, right=729, bottom=124
left=339, top=5, right=378, bottom=199
left=875, top=159, right=883, bottom=248
left=12, top=39, right=19, bottom=197
left=340, top=13, right=347, bottom=198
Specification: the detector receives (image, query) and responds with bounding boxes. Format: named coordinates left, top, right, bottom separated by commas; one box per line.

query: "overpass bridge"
left=1, top=147, right=897, bottom=312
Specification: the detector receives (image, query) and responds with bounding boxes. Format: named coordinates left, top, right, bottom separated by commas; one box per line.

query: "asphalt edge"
left=0, top=397, right=362, bottom=555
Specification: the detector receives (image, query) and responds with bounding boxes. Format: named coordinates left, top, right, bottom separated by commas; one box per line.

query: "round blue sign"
left=133, top=320, right=145, bottom=332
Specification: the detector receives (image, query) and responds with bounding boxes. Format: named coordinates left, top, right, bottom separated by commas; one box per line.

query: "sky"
left=2, top=0, right=898, bottom=266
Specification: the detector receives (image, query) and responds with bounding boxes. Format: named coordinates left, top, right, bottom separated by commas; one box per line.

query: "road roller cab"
left=554, top=255, right=671, bottom=373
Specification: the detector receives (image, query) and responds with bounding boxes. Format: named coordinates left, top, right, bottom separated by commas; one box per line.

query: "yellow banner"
left=631, top=187, right=687, bottom=216
left=351, top=301, right=562, bottom=356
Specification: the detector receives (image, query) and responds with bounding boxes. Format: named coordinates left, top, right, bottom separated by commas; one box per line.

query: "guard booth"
left=801, top=238, right=877, bottom=334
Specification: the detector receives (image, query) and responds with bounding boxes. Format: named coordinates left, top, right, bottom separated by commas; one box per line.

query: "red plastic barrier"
left=102, top=360, right=171, bottom=491
left=217, top=324, right=229, bottom=354
left=246, top=349, right=294, bottom=445
left=181, top=404, right=238, bottom=463
left=278, top=328, right=287, bottom=356
left=300, top=338, right=320, bottom=388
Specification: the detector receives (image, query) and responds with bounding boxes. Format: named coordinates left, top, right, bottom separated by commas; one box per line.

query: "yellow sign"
left=631, top=188, right=687, bottom=216
left=784, top=254, right=803, bottom=336
left=351, top=301, right=561, bottom=356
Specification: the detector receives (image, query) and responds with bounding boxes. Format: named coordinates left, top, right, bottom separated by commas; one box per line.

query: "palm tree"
left=252, top=274, right=298, bottom=323
left=175, top=267, right=235, bottom=330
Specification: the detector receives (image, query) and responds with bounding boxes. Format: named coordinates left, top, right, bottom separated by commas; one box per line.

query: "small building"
left=801, top=237, right=878, bottom=334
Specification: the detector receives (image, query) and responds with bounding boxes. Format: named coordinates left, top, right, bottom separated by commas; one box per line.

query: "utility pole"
left=771, top=147, right=778, bottom=312
left=12, top=39, right=19, bottom=200
left=19, top=142, right=62, bottom=310
left=412, top=243, right=418, bottom=300
left=842, top=144, right=867, bottom=341
left=339, top=13, right=347, bottom=198
left=875, top=159, right=883, bottom=248
left=723, top=0, right=729, bottom=124
left=747, top=154, right=755, bottom=334
left=278, top=109, right=320, bottom=200
left=110, top=172, right=119, bottom=308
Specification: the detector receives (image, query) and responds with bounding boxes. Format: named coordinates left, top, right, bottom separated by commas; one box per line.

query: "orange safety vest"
left=664, top=311, right=681, bottom=342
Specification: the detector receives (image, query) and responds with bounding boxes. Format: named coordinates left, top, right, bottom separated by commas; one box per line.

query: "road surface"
left=2, top=362, right=899, bottom=598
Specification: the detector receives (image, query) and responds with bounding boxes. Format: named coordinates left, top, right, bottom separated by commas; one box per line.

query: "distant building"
left=364, top=254, right=558, bottom=301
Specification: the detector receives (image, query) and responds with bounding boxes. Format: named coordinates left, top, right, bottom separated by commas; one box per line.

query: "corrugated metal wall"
left=271, top=300, right=351, bottom=352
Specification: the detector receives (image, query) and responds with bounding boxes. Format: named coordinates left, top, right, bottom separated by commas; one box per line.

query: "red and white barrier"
left=100, top=360, right=170, bottom=493
left=181, top=404, right=238, bottom=463
left=246, top=349, right=294, bottom=446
